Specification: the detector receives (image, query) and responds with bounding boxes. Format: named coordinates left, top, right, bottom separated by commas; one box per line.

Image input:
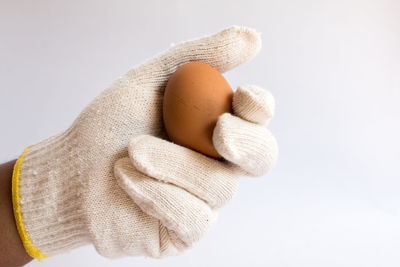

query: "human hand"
left=12, top=26, right=278, bottom=261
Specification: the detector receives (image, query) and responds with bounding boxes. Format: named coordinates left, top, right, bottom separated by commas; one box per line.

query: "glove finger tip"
left=215, top=26, right=261, bottom=72
left=213, top=113, right=279, bottom=177
left=233, top=84, right=275, bottom=124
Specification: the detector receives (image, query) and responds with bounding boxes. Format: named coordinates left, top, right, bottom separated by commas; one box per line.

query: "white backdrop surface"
left=1, top=0, right=399, bottom=266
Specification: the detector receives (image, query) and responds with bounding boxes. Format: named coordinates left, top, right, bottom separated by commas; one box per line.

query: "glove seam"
left=12, top=145, right=49, bottom=262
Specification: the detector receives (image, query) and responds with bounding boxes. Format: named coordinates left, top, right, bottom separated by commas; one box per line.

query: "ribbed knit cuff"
left=12, top=128, right=90, bottom=261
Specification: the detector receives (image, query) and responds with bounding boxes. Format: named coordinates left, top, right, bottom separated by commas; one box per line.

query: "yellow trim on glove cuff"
left=12, top=146, right=49, bottom=261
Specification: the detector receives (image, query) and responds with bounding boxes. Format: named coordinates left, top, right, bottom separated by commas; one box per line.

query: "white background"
left=1, top=0, right=400, bottom=266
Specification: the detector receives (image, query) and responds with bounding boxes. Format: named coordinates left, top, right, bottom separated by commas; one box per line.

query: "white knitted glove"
left=12, top=26, right=278, bottom=261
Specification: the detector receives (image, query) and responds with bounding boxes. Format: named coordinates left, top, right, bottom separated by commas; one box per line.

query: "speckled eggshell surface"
left=163, top=61, right=233, bottom=158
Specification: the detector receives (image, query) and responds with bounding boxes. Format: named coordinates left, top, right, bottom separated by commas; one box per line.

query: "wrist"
left=12, top=130, right=91, bottom=261
left=0, top=159, right=32, bottom=267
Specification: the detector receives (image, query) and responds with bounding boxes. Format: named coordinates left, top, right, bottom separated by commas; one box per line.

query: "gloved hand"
left=12, top=26, right=278, bottom=261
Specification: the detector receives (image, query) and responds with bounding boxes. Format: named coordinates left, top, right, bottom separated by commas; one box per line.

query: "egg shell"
left=163, top=61, right=233, bottom=158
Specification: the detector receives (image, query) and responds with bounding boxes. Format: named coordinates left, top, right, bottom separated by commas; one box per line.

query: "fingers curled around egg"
left=213, top=113, right=278, bottom=176
left=233, top=84, right=275, bottom=125
left=127, top=135, right=239, bottom=209
left=114, top=157, right=217, bottom=246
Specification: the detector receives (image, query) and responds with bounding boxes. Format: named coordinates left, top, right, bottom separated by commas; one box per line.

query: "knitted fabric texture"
left=12, top=26, right=278, bottom=260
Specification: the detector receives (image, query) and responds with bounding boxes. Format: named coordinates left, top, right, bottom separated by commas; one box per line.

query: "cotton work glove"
left=12, top=26, right=278, bottom=261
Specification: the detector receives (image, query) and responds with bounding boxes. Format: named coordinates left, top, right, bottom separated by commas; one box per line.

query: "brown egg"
left=163, top=61, right=233, bottom=158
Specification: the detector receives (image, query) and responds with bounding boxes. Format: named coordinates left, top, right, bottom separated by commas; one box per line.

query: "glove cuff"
left=12, top=129, right=90, bottom=261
